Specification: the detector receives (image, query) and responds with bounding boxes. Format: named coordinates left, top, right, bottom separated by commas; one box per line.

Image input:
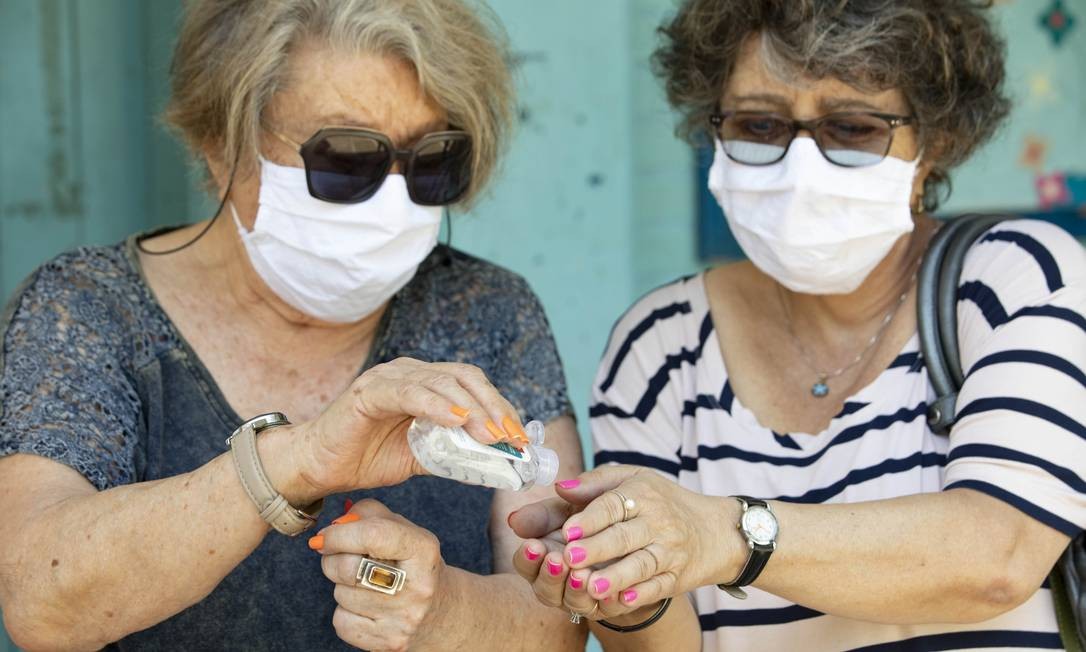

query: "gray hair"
left=653, top=0, right=1011, bottom=210
left=165, top=0, right=514, bottom=206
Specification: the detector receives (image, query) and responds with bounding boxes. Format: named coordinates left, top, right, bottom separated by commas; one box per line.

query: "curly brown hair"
left=653, top=0, right=1011, bottom=210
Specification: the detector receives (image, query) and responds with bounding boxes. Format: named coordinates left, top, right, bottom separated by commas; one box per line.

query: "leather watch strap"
left=731, top=542, right=772, bottom=587
left=719, top=497, right=776, bottom=599
left=228, top=413, right=323, bottom=536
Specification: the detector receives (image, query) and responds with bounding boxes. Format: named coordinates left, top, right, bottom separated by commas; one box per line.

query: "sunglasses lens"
left=817, top=114, right=893, bottom=167
left=302, top=133, right=390, bottom=202
left=409, top=136, right=473, bottom=205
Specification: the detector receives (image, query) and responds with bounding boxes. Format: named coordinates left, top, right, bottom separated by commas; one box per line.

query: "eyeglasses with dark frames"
left=269, top=126, right=473, bottom=206
left=708, top=111, right=916, bottom=168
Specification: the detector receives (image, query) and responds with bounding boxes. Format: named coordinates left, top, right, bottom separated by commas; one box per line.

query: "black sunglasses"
left=270, top=126, right=473, bottom=206
left=709, top=111, right=915, bottom=168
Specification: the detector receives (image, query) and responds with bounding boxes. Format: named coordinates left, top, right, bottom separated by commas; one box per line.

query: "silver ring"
left=569, top=602, right=599, bottom=624
left=355, top=557, right=407, bottom=595
left=611, top=490, right=636, bottom=522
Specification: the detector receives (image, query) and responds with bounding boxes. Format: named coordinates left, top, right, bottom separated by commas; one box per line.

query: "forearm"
left=707, top=489, right=1066, bottom=625
left=1, top=428, right=314, bottom=650
left=591, top=595, right=700, bottom=652
left=420, top=568, right=587, bottom=652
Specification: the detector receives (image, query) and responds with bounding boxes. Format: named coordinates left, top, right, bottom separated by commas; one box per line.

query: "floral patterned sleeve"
left=0, top=252, right=144, bottom=490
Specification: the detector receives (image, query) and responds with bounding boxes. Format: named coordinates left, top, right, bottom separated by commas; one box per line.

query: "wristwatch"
left=718, top=496, right=778, bottom=599
left=227, top=413, right=324, bottom=536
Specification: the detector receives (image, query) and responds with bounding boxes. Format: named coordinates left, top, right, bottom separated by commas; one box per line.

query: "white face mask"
left=708, top=138, right=918, bottom=295
left=232, top=158, right=443, bottom=323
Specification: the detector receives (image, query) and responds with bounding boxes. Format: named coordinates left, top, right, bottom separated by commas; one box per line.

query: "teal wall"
left=1, top=1, right=1084, bottom=650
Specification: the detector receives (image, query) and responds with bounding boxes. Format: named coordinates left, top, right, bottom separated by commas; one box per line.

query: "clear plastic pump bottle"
left=407, top=418, right=560, bottom=491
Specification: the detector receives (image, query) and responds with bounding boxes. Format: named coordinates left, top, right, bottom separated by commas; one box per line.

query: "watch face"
left=741, top=506, right=778, bottom=545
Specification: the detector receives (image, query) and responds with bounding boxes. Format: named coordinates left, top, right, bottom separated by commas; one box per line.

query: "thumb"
left=554, top=464, right=643, bottom=505
left=508, top=497, right=576, bottom=539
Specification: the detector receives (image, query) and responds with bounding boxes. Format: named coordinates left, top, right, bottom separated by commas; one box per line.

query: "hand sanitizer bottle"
left=407, top=419, right=560, bottom=491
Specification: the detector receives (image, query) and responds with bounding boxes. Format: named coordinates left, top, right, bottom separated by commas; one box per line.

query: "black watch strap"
left=729, top=542, right=773, bottom=587
left=719, top=497, right=775, bottom=599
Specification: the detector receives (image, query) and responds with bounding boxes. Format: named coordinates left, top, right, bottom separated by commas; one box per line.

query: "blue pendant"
left=811, top=381, right=830, bottom=398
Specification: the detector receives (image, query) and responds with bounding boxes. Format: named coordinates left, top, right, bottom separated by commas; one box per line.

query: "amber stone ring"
left=355, top=557, right=407, bottom=595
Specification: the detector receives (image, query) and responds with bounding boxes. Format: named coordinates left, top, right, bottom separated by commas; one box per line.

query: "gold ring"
left=569, top=602, right=600, bottom=624
left=611, top=490, right=636, bottom=522
left=355, top=557, right=407, bottom=595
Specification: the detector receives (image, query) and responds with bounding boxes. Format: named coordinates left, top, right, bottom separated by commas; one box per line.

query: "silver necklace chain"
left=778, top=269, right=917, bottom=397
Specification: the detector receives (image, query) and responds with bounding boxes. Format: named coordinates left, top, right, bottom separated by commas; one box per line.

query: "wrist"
left=596, top=600, right=665, bottom=628
left=700, top=494, right=746, bottom=586
left=258, top=423, right=326, bottom=506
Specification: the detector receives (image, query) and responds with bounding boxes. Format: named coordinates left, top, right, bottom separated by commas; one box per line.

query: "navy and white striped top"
left=590, top=220, right=1086, bottom=651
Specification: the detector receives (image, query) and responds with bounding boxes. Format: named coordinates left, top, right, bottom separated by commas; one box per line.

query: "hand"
left=507, top=493, right=588, bottom=615
left=290, top=357, right=528, bottom=496
left=548, top=465, right=742, bottom=619
left=312, top=500, right=449, bottom=652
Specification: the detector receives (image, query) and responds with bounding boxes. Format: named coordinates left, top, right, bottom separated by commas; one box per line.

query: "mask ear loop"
left=137, top=155, right=240, bottom=256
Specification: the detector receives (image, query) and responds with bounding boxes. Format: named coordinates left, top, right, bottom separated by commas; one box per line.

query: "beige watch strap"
left=228, top=413, right=324, bottom=536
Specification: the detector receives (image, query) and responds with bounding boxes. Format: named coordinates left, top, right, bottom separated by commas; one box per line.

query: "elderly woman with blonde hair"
left=0, top=1, right=584, bottom=650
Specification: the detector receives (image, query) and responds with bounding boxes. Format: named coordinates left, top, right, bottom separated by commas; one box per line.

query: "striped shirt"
left=590, top=220, right=1086, bottom=651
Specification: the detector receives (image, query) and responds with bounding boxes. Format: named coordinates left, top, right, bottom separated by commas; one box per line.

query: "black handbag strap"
left=916, top=214, right=1009, bottom=434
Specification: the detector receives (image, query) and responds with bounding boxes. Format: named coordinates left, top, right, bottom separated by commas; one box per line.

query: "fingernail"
left=593, top=578, right=611, bottom=595
left=507, top=510, right=518, bottom=527
left=502, top=416, right=527, bottom=441
left=556, top=479, right=580, bottom=490
left=547, top=560, right=563, bottom=576
left=307, top=535, right=324, bottom=551
left=331, top=513, right=360, bottom=525
left=566, top=526, right=583, bottom=542
left=343, top=498, right=353, bottom=514
left=451, top=405, right=470, bottom=418
left=485, top=420, right=505, bottom=441
left=569, top=575, right=584, bottom=590
left=623, top=590, right=638, bottom=604
left=524, top=546, right=541, bottom=561
left=568, top=547, right=587, bottom=564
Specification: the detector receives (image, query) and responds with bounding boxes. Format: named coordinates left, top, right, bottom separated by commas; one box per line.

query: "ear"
left=200, top=144, right=233, bottom=201
left=911, top=137, right=945, bottom=213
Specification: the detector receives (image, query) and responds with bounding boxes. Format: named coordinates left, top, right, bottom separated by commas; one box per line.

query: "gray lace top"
left=0, top=234, right=572, bottom=651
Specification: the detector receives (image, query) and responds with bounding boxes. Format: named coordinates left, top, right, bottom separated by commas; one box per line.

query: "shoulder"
left=403, top=246, right=538, bottom=312
left=606, top=273, right=707, bottom=348
left=387, top=246, right=557, bottom=367
left=960, top=218, right=1085, bottom=318
left=2, top=241, right=173, bottom=368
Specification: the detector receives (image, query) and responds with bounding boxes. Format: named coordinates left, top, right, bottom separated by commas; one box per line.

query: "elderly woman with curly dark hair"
left=0, top=1, right=586, bottom=650
left=510, top=1, right=1086, bottom=650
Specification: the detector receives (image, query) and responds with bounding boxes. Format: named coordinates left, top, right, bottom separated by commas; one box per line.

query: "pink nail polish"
left=547, top=560, right=563, bottom=576
left=623, top=590, right=638, bottom=604
left=569, top=575, right=584, bottom=590
left=556, top=479, right=581, bottom=490
left=524, top=547, right=541, bottom=561
left=568, top=547, right=587, bottom=565
left=566, top=526, right=583, bottom=542
left=593, top=578, right=611, bottom=595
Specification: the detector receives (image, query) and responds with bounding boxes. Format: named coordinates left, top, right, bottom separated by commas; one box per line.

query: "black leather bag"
left=917, top=213, right=1085, bottom=651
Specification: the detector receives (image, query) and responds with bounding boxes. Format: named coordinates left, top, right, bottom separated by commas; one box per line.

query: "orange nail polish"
left=451, top=405, right=470, bottom=418
left=485, top=420, right=505, bottom=441
left=502, top=416, right=527, bottom=441
left=307, top=535, right=324, bottom=551
left=332, top=513, right=361, bottom=525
